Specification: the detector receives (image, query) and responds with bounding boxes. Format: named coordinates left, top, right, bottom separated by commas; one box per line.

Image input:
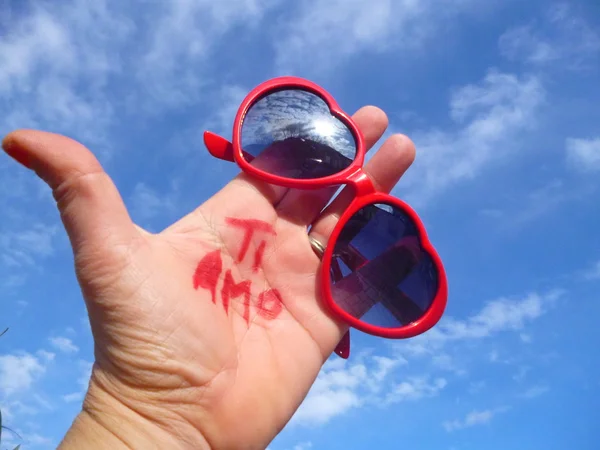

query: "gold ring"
left=308, top=236, right=325, bottom=259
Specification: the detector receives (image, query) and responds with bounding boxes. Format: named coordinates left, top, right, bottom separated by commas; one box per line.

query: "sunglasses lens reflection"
left=329, top=203, right=439, bottom=329
left=240, top=89, right=357, bottom=179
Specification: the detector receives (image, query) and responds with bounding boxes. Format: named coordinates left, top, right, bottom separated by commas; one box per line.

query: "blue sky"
left=1, top=0, right=599, bottom=448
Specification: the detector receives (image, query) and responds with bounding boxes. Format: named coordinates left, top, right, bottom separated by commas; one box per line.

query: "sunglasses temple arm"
left=203, top=131, right=255, bottom=162
left=334, top=330, right=350, bottom=359
left=203, top=131, right=235, bottom=161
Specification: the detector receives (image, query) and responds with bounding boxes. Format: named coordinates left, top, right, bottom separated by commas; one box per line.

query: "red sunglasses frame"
left=203, top=76, right=448, bottom=358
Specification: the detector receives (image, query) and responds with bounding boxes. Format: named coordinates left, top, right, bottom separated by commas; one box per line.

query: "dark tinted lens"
left=240, top=89, right=357, bottom=179
left=330, top=203, right=438, bottom=328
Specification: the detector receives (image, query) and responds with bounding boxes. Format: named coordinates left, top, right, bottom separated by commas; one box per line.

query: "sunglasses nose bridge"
left=347, top=169, right=376, bottom=196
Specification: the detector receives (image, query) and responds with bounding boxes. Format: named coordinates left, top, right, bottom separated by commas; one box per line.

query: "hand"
left=1, top=106, right=415, bottom=450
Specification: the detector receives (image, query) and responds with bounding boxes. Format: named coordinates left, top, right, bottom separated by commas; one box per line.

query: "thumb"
left=2, top=130, right=137, bottom=256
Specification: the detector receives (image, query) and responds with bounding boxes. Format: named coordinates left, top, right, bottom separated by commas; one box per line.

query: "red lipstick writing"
left=193, top=218, right=282, bottom=323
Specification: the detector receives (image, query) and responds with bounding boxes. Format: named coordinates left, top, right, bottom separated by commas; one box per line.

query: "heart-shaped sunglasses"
left=204, top=77, right=448, bottom=358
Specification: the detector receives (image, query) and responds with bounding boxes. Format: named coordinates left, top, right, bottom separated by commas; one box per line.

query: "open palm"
left=2, top=106, right=415, bottom=450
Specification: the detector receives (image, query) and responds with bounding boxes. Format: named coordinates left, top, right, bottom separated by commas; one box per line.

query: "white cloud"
left=480, top=178, right=595, bottom=233
left=136, top=0, right=277, bottom=108
left=499, top=26, right=558, bottom=64
left=49, top=336, right=79, bottom=354
left=513, top=366, right=530, bottom=382
left=272, top=442, right=314, bottom=450
left=275, top=0, right=418, bottom=71
left=24, top=432, right=54, bottom=447
left=519, top=384, right=550, bottom=399
left=468, top=381, right=486, bottom=394
left=566, top=137, right=600, bottom=172
left=291, top=354, right=406, bottom=426
left=431, top=353, right=466, bottom=375
left=274, top=0, right=498, bottom=72
left=32, top=393, right=53, bottom=412
left=10, top=400, right=47, bottom=420
left=1, top=397, right=55, bottom=447
left=489, top=351, right=499, bottom=363
left=401, top=70, right=545, bottom=203
left=62, top=392, right=84, bottom=403
left=292, top=362, right=366, bottom=426
left=0, top=0, right=132, bottom=144
left=501, top=180, right=569, bottom=230
left=398, top=290, right=561, bottom=355
left=385, top=377, right=447, bottom=404
left=36, top=350, right=56, bottom=362
left=0, top=0, right=278, bottom=165
left=207, top=84, right=251, bottom=136
left=520, top=333, right=532, bottom=343
left=2, top=428, right=56, bottom=449
left=129, top=182, right=178, bottom=223
left=0, top=274, right=26, bottom=289
left=292, top=442, right=313, bottom=450
left=0, top=224, right=58, bottom=268
left=440, top=292, right=548, bottom=340
left=371, top=356, right=406, bottom=384
left=443, top=407, right=509, bottom=432
left=0, top=8, right=73, bottom=95
left=583, top=260, right=600, bottom=281
left=499, top=3, right=600, bottom=69
left=0, top=352, right=46, bottom=396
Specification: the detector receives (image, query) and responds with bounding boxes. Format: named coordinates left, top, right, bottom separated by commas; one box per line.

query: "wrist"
left=59, top=368, right=212, bottom=450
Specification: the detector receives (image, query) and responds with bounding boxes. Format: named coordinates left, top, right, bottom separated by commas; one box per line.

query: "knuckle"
left=53, top=169, right=108, bottom=206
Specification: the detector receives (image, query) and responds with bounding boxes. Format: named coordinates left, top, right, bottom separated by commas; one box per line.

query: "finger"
left=275, top=106, right=389, bottom=226
left=309, top=133, right=416, bottom=246
left=2, top=130, right=137, bottom=255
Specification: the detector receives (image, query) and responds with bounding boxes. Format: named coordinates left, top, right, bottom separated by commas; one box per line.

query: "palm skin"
left=1, top=106, right=415, bottom=450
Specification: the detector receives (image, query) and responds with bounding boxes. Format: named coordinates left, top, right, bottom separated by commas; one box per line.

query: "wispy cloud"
left=520, top=333, right=532, bottom=343
left=49, top=336, right=79, bottom=354
left=385, top=377, right=447, bottom=404
left=135, top=0, right=277, bottom=108
left=275, top=0, right=421, bottom=71
left=0, top=0, right=276, bottom=144
left=205, top=84, right=250, bottom=136
left=398, top=290, right=562, bottom=356
left=519, top=384, right=550, bottom=399
left=582, top=260, right=600, bottom=281
left=0, top=0, right=132, bottom=144
left=290, top=352, right=444, bottom=427
left=274, top=0, right=500, bottom=73
left=512, top=366, right=530, bottom=383
left=292, top=361, right=366, bottom=426
left=438, top=292, right=550, bottom=340
left=129, top=182, right=178, bottom=224
left=468, top=381, right=486, bottom=394
left=3, top=431, right=54, bottom=449
left=291, top=354, right=406, bottom=426
left=36, top=350, right=56, bottom=362
left=499, top=3, right=600, bottom=70
left=401, top=70, right=545, bottom=204
left=494, top=180, right=571, bottom=231
left=292, top=442, right=313, bottom=450
left=0, top=224, right=58, bottom=268
left=565, top=137, right=600, bottom=172
left=431, top=353, right=467, bottom=375
left=443, top=406, right=509, bottom=432
left=0, top=352, right=46, bottom=396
